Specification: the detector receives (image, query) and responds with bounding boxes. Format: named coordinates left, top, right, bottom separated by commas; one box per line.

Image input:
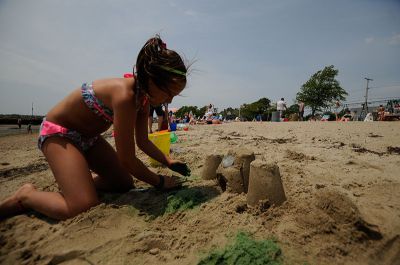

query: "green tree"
left=286, top=104, right=299, bottom=116
left=175, top=106, right=198, bottom=118
left=197, top=105, right=208, bottom=118
left=220, top=107, right=239, bottom=120
left=240, top=97, right=271, bottom=121
left=296, top=65, right=347, bottom=116
left=174, top=105, right=207, bottom=119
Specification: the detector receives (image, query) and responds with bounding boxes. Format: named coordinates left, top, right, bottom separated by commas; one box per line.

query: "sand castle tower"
left=246, top=160, right=286, bottom=206
left=201, top=154, right=222, bottom=180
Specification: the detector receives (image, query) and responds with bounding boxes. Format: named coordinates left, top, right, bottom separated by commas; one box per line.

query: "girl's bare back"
left=46, top=78, right=135, bottom=137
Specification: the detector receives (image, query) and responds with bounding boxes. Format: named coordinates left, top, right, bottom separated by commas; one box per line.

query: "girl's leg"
left=0, top=137, right=99, bottom=220
left=0, top=184, right=36, bottom=218
left=85, top=136, right=133, bottom=192
left=148, top=116, right=153, bottom=133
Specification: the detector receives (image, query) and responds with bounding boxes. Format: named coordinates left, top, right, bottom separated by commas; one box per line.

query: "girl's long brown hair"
left=135, top=35, right=187, bottom=95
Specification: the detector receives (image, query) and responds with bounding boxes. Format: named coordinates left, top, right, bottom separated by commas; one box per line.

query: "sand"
left=1, top=121, right=400, bottom=265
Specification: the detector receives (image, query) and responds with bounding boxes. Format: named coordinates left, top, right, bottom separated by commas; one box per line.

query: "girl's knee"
left=114, top=178, right=134, bottom=192
left=78, top=197, right=100, bottom=212
left=108, top=173, right=133, bottom=192
left=67, top=197, right=100, bottom=218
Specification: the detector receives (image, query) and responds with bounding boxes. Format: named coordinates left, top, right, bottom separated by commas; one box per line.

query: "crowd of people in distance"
left=376, top=102, right=400, bottom=121
left=148, top=99, right=400, bottom=129
left=165, top=104, right=223, bottom=126
left=197, top=104, right=223, bottom=125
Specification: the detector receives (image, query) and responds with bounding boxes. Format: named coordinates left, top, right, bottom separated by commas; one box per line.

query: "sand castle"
left=247, top=160, right=286, bottom=206
left=202, top=148, right=286, bottom=207
left=201, top=154, right=222, bottom=180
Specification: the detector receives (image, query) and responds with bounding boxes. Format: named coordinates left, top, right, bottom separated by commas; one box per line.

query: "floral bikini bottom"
left=37, top=118, right=98, bottom=152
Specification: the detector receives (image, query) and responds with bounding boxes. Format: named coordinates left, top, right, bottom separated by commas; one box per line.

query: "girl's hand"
left=168, top=160, right=191, bottom=176
left=156, top=175, right=186, bottom=191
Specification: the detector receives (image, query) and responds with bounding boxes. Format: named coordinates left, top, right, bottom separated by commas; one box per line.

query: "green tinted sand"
left=165, top=189, right=207, bottom=214
left=198, top=232, right=282, bottom=265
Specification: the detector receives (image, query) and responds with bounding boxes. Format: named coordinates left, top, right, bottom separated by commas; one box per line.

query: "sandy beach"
left=1, top=121, right=399, bottom=265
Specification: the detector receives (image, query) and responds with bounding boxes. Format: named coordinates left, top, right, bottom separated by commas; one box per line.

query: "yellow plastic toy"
left=148, top=130, right=171, bottom=166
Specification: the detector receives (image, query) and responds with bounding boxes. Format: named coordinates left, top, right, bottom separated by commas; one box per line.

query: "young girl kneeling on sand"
left=0, top=35, right=190, bottom=220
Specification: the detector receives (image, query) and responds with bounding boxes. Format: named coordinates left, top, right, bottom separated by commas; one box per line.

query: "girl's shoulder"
left=94, top=77, right=136, bottom=98
left=94, top=77, right=135, bottom=89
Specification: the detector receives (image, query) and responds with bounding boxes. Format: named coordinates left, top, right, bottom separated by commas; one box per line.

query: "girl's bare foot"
left=0, top=184, right=36, bottom=218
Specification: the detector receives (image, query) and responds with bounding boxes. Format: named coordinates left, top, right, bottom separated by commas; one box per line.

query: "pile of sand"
left=1, top=121, right=400, bottom=264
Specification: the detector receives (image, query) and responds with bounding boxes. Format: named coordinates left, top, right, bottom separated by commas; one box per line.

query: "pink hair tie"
left=124, top=73, right=134, bottom=78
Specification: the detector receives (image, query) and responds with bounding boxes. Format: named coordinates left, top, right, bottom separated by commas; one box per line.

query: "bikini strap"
left=134, top=79, right=149, bottom=111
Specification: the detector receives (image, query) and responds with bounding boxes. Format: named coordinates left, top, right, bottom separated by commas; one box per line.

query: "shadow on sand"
left=99, top=184, right=221, bottom=218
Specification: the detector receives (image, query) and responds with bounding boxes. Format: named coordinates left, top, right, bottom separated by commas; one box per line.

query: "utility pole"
left=31, top=102, right=34, bottom=117
left=364, top=77, right=373, bottom=113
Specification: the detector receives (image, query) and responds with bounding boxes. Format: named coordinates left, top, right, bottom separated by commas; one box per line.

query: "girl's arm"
left=136, top=104, right=191, bottom=177
left=112, top=86, right=162, bottom=187
left=135, top=104, right=172, bottom=166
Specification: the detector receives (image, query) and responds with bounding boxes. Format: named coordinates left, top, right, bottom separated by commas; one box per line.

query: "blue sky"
left=0, top=0, right=399, bottom=115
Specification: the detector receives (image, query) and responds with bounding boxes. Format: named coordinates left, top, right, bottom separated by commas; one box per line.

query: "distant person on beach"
left=197, top=107, right=222, bottom=125
left=0, top=35, right=191, bottom=220
left=335, top=100, right=341, bottom=121
left=161, top=104, right=169, bottom=131
left=204, top=104, right=214, bottom=120
left=188, top=111, right=196, bottom=125
left=17, top=118, right=22, bottom=129
left=277, top=98, right=287, bottom=119
left=377, top=105, right=385, bottom=121
left=148, top=104, right=165, bottom=133
left=298, top=101, right=305, bottom=121
left=340, top=109, right=353, bottom=122
left=27, top=123, right=32, bottom=134
left=198, top=118, right=221, bottom=125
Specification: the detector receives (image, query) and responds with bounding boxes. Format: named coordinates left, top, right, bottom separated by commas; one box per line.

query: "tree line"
left=175, top=65, right=348, bottom=121
left=0, top=114, right=44, bottom=125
